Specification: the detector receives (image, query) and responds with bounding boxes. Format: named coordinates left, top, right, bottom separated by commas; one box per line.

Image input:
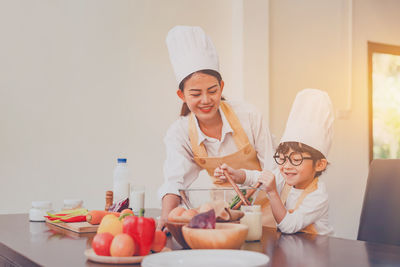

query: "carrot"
left=86, top=210, right=121, bottom=225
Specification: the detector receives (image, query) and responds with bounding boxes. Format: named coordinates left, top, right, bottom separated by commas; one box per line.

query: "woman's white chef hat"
left=280, top=88, right=334, bottom=158
left=166, top=25, right=219, bottom=84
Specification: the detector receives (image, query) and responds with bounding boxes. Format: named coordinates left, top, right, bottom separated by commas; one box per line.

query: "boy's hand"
left=258, top=170, right=277, bottom=193
left=214, top=163, right=245, bottom=184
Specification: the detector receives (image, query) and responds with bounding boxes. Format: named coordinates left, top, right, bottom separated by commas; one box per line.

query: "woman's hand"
left=258, top=170, right=277, bottom=193
left=213, top=163, right=245, bottom=184
left=156, top=216, right=169, bottom=233
left=158, top=194, right=181, bottom=233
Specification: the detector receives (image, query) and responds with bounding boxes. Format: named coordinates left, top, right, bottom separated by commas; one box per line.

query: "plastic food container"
left=29, top=201, right=52, bottom=222
left=63, top=199, right=83, bottom=210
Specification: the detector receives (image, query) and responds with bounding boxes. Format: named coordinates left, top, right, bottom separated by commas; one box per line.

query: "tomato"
left=92, top=233, right=114, bottom=256
left=110, top=233, right=135, bottom=257
left=151, top=230, right=167, bottom=252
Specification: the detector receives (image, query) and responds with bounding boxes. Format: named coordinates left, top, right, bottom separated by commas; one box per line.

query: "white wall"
left=0, top=1, right=269, bottom=213
left=270, top=0, right=400, bottom=239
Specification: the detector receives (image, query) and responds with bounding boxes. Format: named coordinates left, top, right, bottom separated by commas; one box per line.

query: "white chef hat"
left=166, top=25, right=219, bottom=84
left=280, top=88, right=334, bottom=158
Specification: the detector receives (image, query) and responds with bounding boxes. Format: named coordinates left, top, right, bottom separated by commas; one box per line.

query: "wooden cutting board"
left=46, top=219, right=98, bottom=233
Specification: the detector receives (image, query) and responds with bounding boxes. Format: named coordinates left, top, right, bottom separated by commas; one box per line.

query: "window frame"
left=368, top=42, right=400, bottom=163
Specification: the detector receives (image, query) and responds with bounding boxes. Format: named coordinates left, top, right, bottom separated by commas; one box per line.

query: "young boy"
left=214, top=88, right=334, bottom=235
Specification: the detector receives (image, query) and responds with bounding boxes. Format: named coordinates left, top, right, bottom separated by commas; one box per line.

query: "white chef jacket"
left=245, top=168, right=333, bottom=235
left=158, top=100, right=275, bottom=200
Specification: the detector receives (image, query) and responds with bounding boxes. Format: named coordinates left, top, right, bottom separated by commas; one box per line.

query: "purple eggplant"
left=188, top=209, right=216, bottom=229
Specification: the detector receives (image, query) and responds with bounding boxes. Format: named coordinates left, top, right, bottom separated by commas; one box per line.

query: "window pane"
left=372, top=53, right=400, bottom=159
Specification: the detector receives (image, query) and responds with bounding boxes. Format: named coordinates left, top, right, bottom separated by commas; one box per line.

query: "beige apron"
left=188, top=101, right=276, bottom=227
left=280, top=178, right=319, bottom=235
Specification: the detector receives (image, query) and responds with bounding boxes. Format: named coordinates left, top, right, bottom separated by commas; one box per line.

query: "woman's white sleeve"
left=242, top=110, right=276, bottom=186
left=157, top=124, right=202, bottom=200
left=249, top=109, right=276, bottom=171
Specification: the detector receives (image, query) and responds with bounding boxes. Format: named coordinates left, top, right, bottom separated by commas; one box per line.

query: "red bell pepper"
left=123, top=211, right=155, bottom=256
left=45, top=215, right=87, bottom=223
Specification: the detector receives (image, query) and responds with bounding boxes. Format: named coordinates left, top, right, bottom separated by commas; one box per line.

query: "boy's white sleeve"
left=242, top=169, right=261, bottom=186
left=243, top=166, right=281, bottom=186
left=277, top=187, right=329, bottom=234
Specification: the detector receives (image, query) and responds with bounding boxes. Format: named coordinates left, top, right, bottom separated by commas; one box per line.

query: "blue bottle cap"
left=117, top=158, right=127, bottom=163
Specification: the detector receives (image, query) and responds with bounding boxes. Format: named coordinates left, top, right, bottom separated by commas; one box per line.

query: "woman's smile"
left=198, top=105, right=214, bottom=113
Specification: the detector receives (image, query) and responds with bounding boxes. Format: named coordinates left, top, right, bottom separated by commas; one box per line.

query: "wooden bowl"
left=165, top=221, right=190, bottom=249
left=182, top=223, right=248, bottom=249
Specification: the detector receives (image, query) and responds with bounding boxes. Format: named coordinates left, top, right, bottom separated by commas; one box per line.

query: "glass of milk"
left=240, top=205, right=262, bottom=242
left=130, top=185, right=145, bottom=215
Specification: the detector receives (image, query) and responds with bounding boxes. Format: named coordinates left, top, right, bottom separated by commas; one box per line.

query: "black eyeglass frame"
left=273, top=152, right=313, bottom=166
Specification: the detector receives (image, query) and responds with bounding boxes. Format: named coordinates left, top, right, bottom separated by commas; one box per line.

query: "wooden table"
left=1, top=211, right=400, bottom=266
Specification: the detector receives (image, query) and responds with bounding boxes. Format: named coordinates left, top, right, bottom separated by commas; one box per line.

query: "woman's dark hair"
left=179, top=69, right=224, bottom=116
left=275, top=142, right=328, bottom=177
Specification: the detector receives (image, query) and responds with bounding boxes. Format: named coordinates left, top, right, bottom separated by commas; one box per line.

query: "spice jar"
left=240, top=205, right=262, bottom=241
left=105, top=191, right=113, bottom=211
left=29, top=201, right=52, bottom=222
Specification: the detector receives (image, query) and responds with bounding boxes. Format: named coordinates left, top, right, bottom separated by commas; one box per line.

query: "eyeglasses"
left=273, top=152, right=313, bottom=166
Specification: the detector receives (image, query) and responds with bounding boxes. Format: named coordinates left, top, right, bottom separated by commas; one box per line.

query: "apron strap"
left=293, top=178, right=319, bottom=210
left=219, top=102, right=249, bottom=149
left=189, top=113, right=208, bottom=158
left=280, top=182, right=292, bottom=204
left=281, top=178, right=319, bottom=210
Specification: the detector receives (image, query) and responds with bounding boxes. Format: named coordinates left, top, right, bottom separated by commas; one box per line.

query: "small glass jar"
left=63, top=199, right=83, bottom=210
left=29, top=201, right=52, bottom=222
left=240, top=205, right=262, bottom=242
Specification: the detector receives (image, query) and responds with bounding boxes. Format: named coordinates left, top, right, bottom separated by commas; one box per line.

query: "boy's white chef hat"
left=280, top=88, right=334, bottom=158
left=166, top=25, right=219, bottom=84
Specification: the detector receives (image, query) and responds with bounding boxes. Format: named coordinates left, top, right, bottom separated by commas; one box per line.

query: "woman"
left=157, top=26, right=275, bottom=230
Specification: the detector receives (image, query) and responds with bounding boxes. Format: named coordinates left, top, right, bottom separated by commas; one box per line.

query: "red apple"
left=92, top=233, right=114, bottom=256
